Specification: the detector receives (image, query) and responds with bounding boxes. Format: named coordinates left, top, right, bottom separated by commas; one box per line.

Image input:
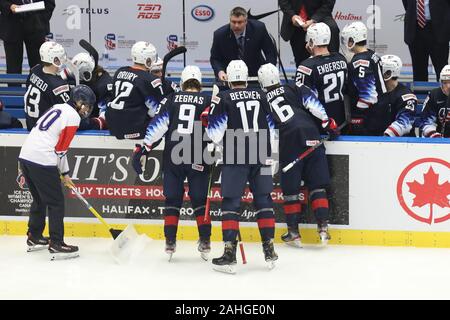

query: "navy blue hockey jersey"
left=24, top=65, right=70, bottom=130
left=348, top=49, right=386, bottom=121
left=144, top=91, right=211, bottom=166
left=207, top=88, right=272, bottom=165
left=366, top=83, right=416, bottom=136
left=264, top=83, right=329, bottom=163
left=420, top=88, right=450, bottom=137
left=296, top=52, right=348, bottom=129
left=106, top=66, right=164, bottom=139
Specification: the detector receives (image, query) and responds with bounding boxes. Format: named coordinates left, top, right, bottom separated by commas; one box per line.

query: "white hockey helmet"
left=381, top=55, right=402, bottom=80
left=306, top=22, right=331, bottom=47
left=150, top=57, right=163, bottom=72
left=40, top=41, right=67, bottom=67
left=258, top=63, right=280, bottom=89
left=226, top=60, right=248, bottom=83
left=440, top=65, right=450, bottom=82
left=340, top=22, right=367, bottom=49
left=131, top=41, right=157, bottom=69
left=72, top=52, right=95, bottom=82
left=181, top=65, right=202, bottom=86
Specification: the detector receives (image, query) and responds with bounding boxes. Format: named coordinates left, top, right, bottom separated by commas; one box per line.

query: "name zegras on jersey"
left=296, top=53, right=348, bottom=128
left=207, top=88, right=273, bottom=165
left=106, top=67, right=164, bottom=139
left=143, top=91, right=211, bottom=166
left=24, top=65, right=70, bottom=130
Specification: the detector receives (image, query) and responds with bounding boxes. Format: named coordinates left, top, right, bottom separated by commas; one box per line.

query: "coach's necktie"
left=237, top=35, right=245, bottom=60
left=417, top=0, right=426, bottom=28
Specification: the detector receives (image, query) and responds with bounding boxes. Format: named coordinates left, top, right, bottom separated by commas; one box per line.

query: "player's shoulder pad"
left=352, top=59, right=370, bottom=68
left=53, top=84, right=70, bottom=95
left=401, top=93, right=417, bottom=102
left=297, top=64, right=313, bottom=76
left=151, top=78, right=162, bottom=88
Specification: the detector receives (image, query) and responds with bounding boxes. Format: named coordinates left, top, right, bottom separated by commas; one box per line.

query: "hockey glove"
left=426, top=130, right=443, bottom=138
left=132, top=144, right=152, bottom=175
left=322, top=118, right=340, bottom=139
left=200, top=106, right=211, bottom=127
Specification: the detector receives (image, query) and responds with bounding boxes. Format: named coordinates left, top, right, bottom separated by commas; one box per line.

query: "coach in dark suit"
left=0, top=0, right=55, bottom=75
left=279, top=0, right=339, bottom=67
left=402, top=0, right=450, bottom=81
left=210, top=6, right=277, bottom=81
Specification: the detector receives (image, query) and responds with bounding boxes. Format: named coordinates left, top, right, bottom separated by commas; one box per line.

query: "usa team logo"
left=397, top=158, right=450, bottom=224
left=167, top=35, right=178, bottom=51
left=104, top=33, right=116, bottom=50
left=191, top=5, right=214, bottom=22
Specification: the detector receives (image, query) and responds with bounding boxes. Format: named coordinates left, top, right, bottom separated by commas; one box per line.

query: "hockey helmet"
left=72, top=52, right=95, bottom=82
left=131, top=41, right=157, bottom=69
left=440, top=65, right=450, bottom=82
left=226, top=60, right=248, bottom=83
left=258, top=63, right=280, bottom=90
left=40, top=41, right=67, bottom=68
left=340, top=22, right=367, bottom=49
left=150, top=57, right=163, bottom=72
left=70, top=84, right=96, bottom=119
left=306, top=22, right=331, bottom=47
left=181, top=65, right=202, bottom=86
left=381, top=55, right=402, bottom=80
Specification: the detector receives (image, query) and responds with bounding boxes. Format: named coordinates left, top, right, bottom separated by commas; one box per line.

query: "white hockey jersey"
left=19, top=103, right=80, bottom=175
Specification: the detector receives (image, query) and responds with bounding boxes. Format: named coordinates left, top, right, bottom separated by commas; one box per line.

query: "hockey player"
left=18, top=84, right=96, bottom=260
left=132, top=65, right=212, bottom=261
left=24, top=41, right=71, bottom=130
left=62, top=52, right=113, bottom=130
left=295, top=23, right=348, bottom=131
left=258, top=63, right=340, bottom=246
left=207, top=60, right=278, bottom=273
left=420, top=65, right=450, bottom=138
left=150, top=57, right=180, bottom=95
left=364, top=55, right=416, bottom=137
left=341, top=22, right=386, bottom=135
left=106, top=41, right=164, bottom=139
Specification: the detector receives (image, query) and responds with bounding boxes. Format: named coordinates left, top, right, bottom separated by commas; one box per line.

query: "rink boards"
left=0, top=131, right=449, bottom=247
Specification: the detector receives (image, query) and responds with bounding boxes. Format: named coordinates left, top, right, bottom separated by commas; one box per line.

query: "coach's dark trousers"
left=20, top=161, right=65, bottom=243
left=408, top=23, right=449, bottom=81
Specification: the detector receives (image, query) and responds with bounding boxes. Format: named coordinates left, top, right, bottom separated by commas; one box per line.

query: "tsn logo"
left=137, top=3, right=161, bottom=19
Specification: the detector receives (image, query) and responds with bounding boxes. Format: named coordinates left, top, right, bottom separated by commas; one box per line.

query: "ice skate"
left=198, top=238, right=211, bottom=261
left=49, top=241, right=79, bottom=261
left=165, top=239, right=176, bottom=262
left=262, top=239, right=278, bottom=270
left=212, top=241, right=237, bottom=274
left=281, top=227, right=302, bottom=248
left=26, top=232, right=49, bottom=252
left=318, top=221, right=331, bottom=245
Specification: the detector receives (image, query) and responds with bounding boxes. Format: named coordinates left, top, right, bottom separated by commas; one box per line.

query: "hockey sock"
left=310, top=188, right=329, bottom=222
left=193, top=205, right=211, bottom=240
left=221, top=211, right=239, bottom=242
left=256, top=208, right=275, bottom=241
left=164, top=206, right=180, bottom=241
left=283, top=195, right=302, bottom=230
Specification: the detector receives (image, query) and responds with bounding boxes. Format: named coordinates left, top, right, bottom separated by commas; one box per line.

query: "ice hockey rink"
left=2, top=235, right=450, bottom=300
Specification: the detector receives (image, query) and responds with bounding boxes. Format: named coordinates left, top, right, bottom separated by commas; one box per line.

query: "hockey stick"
left=79, top=39, right=99, bottom=67
left=68, top=184, right=123, bottom=239
left=237, top=230, right=247, bottom=264
left=204, top=84, right=220, bottom=222
left=269, top=33, right=289, bottom=83
left=161, top=46, right=187, bottom=83
left=282, top=121, right=348, bottom=173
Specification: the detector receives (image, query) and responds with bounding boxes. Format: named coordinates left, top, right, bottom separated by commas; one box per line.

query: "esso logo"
left=191, top=5, right=214, bottom=22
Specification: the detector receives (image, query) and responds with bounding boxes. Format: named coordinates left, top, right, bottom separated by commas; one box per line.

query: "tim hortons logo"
left=334, top=11, right=362, bottom=21
left=397, top=158, right=450, bottom=224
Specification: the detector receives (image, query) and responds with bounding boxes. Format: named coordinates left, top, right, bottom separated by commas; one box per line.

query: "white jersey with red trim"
left=19, top=103, right=80, bottom=174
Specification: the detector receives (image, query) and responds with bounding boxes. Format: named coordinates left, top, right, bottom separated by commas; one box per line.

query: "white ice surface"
left=1, top=235, right=450, bottom=300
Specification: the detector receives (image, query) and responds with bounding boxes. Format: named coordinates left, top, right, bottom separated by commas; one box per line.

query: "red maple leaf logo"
left=407, top=167, right=450, bottom=224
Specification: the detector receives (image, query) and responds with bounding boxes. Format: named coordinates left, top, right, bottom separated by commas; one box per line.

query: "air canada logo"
left=397, top=158, right=450, bottom=224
